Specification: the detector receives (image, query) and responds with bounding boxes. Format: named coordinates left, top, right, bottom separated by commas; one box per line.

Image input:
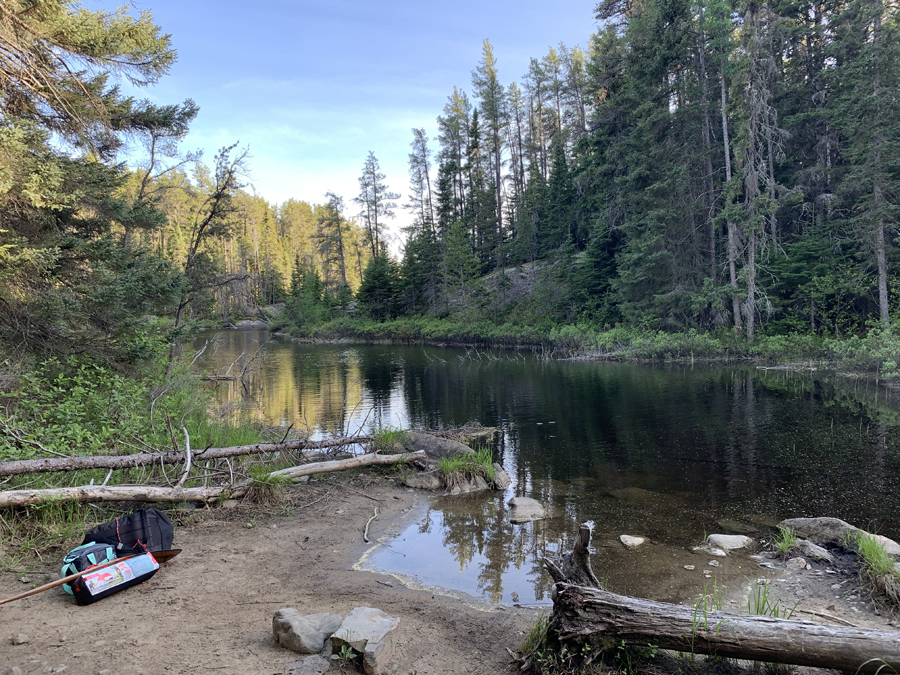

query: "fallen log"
left=0, top=451, right=424, bottom=507
left=539, top=522, right=900, bottom=673
left=0, top=435, right=373, bottom=477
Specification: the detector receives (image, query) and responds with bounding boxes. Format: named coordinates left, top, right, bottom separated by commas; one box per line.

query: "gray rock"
left=284, top=655, right=331, bottom=675
left=492, top=465, right=512, bottom=490
left=619, top=535, right=646, bottom=548
left=331, top=607, right=400, bottom=675
left=508, top=497, right=546, bottom=523
left=273, top=608, right=343, bottom=654
left=10, top=634, right=29, bottom=645
left=779, top=517, right=900, bottom=556
left=692, top=545, right=727, bottom=557
left=403, top=470, right=442, bottom=490
left=708, top=560, right=720, bottom=567
left=0, top=667, right=23, bottom=675
left=403, top=432, right=474, bottom=461
left=797, top=538, right=835, bottom=563
left=786, top=556, right=808, bottom=571
left=234, top=319, right=268, bottom=329
left=446, top=474, right=491, bottom=495
left=707, top=534, right=753, bottom=551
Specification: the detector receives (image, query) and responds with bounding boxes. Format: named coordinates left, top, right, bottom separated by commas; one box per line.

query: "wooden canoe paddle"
left=0, top=549, right=181, bottom=607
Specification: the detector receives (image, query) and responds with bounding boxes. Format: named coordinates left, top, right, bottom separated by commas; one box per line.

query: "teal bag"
left=60, top=542, right=117, bottom=595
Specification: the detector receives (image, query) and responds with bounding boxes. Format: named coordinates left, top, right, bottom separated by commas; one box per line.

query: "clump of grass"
left=438, top=447, right=496, bottom=490
left=854, top=533, right=900, bottom=607
left=521, top=612, right=549, bottom=655
left=773, top=526, right=798, bottom=556
left=246, top=465, right=292, bottom=504
left=749, top=580, right=797, bottom=619
left=371, top=426, right=411, bottom=453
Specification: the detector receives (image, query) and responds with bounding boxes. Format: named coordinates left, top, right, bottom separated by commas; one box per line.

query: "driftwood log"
left=541, top=522, right=900, bottom=673
left=0, top=435, right=373, bottom=477
left=0, top=451, right=424, bottom=507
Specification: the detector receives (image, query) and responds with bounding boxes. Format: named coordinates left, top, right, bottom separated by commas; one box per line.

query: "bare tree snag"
left=0, top=436, right=373, bottom=477
left=541, top=522, right=900, bottom=673
left=0, top=451, right=424, bottom=507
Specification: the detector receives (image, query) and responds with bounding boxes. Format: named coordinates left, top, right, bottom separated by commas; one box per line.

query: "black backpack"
left=81, top=508, right=174, bottom=554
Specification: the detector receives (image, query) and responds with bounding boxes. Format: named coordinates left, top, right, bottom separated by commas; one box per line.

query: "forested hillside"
left=375, top=0, right=900, bottom=343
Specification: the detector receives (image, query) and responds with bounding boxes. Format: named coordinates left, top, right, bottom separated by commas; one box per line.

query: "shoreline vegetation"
left=269, top=314, right=900, bottom=376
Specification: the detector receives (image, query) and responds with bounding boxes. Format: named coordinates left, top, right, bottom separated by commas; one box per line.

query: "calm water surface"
left=195, top=330, right=900, bottom=605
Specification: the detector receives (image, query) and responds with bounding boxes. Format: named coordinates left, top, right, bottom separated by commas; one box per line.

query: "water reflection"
left=196, top=331, right=900, bottom=604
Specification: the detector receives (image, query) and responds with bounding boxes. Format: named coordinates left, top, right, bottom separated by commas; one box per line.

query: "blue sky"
left=93, top=0, right=596, bottom=237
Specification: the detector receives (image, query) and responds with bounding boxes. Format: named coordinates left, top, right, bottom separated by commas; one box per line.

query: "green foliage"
left=853, top=533, right=900, bottom=607
left=748, top=581, right=797, bottom=619
left=438, top=448, right=496, bottom=488
left=372, top=427, right=411, bottom=453
left=773, top=527, right=798, bottom=557
left=357, top=254, right=400, bottom=321
left=246, top=465, right=292, bottom=504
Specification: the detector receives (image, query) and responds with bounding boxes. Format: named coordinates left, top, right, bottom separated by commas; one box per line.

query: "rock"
left=220, top=499, right=240, bottom=510
left=446, top=474, right=491, bottom=495
left=708, top=560, right=720, bottom=567
left=508, top=497, right=546, bottom=523
left=684, top=565, right=696, bottom=570
left=331, top=607, right=400, bottom=675
left=715, top=518, right=758, bottom=535
left=707, top=534, right=753, bottom=551
left=10, top=634, right=29, bottom=645
left=619, top=535, right=646, bottom=548
left=796, top=538, right=835, bottom=563
left=284, top=655, right=331, bottom=675
left=492, top=465, right=512, bottom=490
left=779, top=517, right=900, bottom=556
left=786, top=556, right=808, bottom=571
left=273, top=608, right=343, bottom=654
left=403, top=470, right=442, bottom=490
left=402, top=432, right=474, bottom=461
left=1, top=667, right=23, bottom=675
left=18, top=577, right=29, bottom=584
left=692, top=545, right=727, bottom=557
left=234, top=319, right=268, bottom=329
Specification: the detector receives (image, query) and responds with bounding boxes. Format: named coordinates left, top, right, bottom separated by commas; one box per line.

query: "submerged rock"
left=619, top=535, right=646, bottom=548
left=707, top=534, right=754, bottom=551
left=273, top=609, right=342, bottom=654
left=715, top=518, right=759, bottom=535
left=331, top=607, right=400, bottom=675
left=446, top=474, right=491, bottom=495
left=508, top=497, right=546, bottom=523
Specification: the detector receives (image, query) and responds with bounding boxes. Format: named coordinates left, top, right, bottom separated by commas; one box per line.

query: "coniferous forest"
left=2, top=0, right=900, bottom=374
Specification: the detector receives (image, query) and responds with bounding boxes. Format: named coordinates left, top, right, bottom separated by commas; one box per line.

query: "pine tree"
left=355, top=151, right=399, bottom=257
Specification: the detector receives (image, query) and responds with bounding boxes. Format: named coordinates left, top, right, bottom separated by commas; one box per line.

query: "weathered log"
left=0, top=451, right=424, bottom=507
left=541, top=522, right=900, bottom=673
left=0, top=435, right=373, bottom=477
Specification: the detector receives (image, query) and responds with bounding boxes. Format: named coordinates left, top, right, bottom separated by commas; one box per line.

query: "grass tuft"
left=773, top=526, right=798, bottom=557
left=245, top=465, right=293, bottom=504
left=854, top=533, right=900, bottom=608
left=438, top=447, right=496, bottom=490
left=371, top=427, right=411, bottom=453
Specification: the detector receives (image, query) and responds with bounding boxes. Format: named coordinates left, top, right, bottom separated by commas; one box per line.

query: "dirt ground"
left=1, top=473, right=898, bottom=675
left=0, top=475, right=535, bottom=675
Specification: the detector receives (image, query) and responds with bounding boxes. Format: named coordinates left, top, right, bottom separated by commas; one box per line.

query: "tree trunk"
left=539, top=522, right=900, bottom=673
left=0, top=436, right=374, bottom=477
left=721, top=73, right=742, bottom=331
left=0, top=451, right=424, bottom=507
left=549, top=584, right=900, bottom=672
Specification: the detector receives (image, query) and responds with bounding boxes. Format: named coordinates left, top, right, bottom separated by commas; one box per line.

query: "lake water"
left=195, top=330, right=900, bottom=605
